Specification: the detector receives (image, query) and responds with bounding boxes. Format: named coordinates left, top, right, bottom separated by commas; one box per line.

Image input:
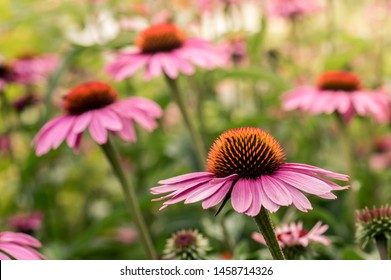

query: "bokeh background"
left=1, top=0, right=390, bottom=259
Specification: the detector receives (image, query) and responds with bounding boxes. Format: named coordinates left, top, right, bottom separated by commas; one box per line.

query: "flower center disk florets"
left=207, top=127, right=286, bottom=179
left=63, top=81, right=118, bottom=115
left=316, top=71, right=362, bottom=92
left=136, top=24, right=186, bottom=53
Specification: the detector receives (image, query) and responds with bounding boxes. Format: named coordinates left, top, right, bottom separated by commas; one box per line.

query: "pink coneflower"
left=151, top=127, right=349, bottom=216
left=265, top=0, right=322, bottom=19
left=370, top=135, right=391, bottom=170
left=106, top=23, right=226, bottom=81
left=252, top=221, right=330, bottom=248
left=283, top=71, right=390, bottom=123
left=11, top=53, right=59, bottom=85
left=33, top=81, right=162, bottom=156
left=0, top=231, right=44, bottom=260
left=0, top=134, right=11, bottom=155
left=7, top=212, right=43, bottom=234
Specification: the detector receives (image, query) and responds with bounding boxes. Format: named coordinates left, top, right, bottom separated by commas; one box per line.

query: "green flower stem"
left=164, top=75, right=207, bottom=166
left=335, top=114, right=357, bottom=233
left=253, top=208, right=285, bottom=260
left=101, top=138, right=157, bottom=259
left=375, top=234, right=389, bottom=260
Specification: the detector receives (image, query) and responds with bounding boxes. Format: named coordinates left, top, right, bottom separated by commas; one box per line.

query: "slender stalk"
left=253, top=208, right=285, bottom=260
left=335, top=114, right=357, bottom=233
left=375, top=234, right=389, bottom=260
left=164, top=75, right=207, bottom=165
left=101, top=138, right=157, bottom=259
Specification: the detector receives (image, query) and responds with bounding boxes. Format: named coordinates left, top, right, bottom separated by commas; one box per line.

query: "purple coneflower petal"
left=88, top=112, right=108, bottom=144
left=231, top=179, right=253, bottom=213
left=262, top=175, right=292, bottom=206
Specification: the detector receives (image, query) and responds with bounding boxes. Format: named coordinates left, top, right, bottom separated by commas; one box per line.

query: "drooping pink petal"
left=0, top=244, right=41, bottom=260
left=274, top=170, right=333, bottom=195
left=262, top=175, right=292, bottom=206
left=244, top=180, right=262, bottom=216
left=88, top=111, right=108, bottom=144
left=201, top=179, right=234, bottom=209
left=231, top=179, right=253, bottom=213
left=158, top=172, right=213, bottom=185
left=258, top=178, right=280, bottom=212
left=0, top=251, right=10, bottom=260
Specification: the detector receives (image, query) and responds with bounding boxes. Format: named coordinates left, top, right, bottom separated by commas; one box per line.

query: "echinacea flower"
left=11, top=53, right=59, bottom=85
left=106, top=23, right=226, bottom=81
left=163, top=229, right=210, bottom=260
left=252, top=221, right=330, bottom=248
left=265, top=0, right=322, bottom=19
left=7, top=212, right=43, bottom=234
left=0, top=134, right=11, bottom=155
left=151, top=127, right=349, bottom=216
left=0, top=231, right=44, bottom=260
left=33, top=81, right=162, bottom=156
left=252, top=221, right=329, bottom=259
left=283, top=71, right=390, bottom=123
left=356, top=205, right=391, bottom=248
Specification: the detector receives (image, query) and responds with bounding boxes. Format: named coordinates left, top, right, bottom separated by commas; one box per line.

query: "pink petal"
left=88, top=112, right=108, bottom=144
left=258, top=178, right=280, bottom=212
left=274, top=170, right=332, bottom=195
left=262, top=175, right=293, bottom=206
left=201, top=180, right=233, bottom=209
left=107, top=53, right=149, bottom=81
left=98, top=108, right=123, bottom=131
left=185, top=179, right=229, bottom=204
left=244, top=180, right=262, bottom=216
left=158, top=172, right=213, bottom=185
left=160, top=53, right=179, bottom=79
left=0, top=244, right=41, bottom=260
left=72, top=111, right=92, bottom=134
left=0, top=232, right=41, bottom=247
left=231, top=179, right=253, bottom=213
left=280, top=163, right=349, bottom=181
left=276, top=180, right=312, bottom=212
left=117, top=117, right=137, bottom=142
left=0, top=251, right=10, bottom=260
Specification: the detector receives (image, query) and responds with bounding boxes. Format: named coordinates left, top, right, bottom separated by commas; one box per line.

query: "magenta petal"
left=0, top=244, right=41, bottom=260
left=258, top=178, right=280, bottom=212
left=0, top=251, right=10, bottom=260
left=277, top=180, right=312, bottom=212
left=151, top=176, right=212, bottom=194
left=117, top=117, right=137, bottom=142
left=185, top=179, right=229, bottom=204
left=158, top=172, right=213, bottom=185
left=88, top=112, right=108, bottom=144
left=160, top=53, right=179, bottom=79
left=244, top=180, right=262, bottom=216
left=145, top=54, right=163, bottom=80
left=0, top=232, right=41, bottom=247
left=51, top=116, right=76, bottom=149
left=98, top=108, right=123, bottom=131
left=280, top=163, right=349, bottom=181
left=231, top=179, right=252, bottom=213
left=201, top=179, right=232, bottom=209
left=107, top=54, right=149, bottom=81
left=274, top=170, right=332, bottom=195
left=72, top=111, right=92, bottom=134
left=262, top=175, right=292, bottom=206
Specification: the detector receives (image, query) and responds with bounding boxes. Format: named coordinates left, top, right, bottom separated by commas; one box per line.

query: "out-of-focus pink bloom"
left=370, top=135, right=391, bottom=171
left=12, top=93, right=41, bottom=113
left=0, top=231, right=45, bottom=260
left=265, top=0, right=323, bottom=19
left=221, top=37, right=247, bottom=66
left=7, top=212, right=43, bottom=234
left=11, top=53, right=59, bottom=85
left=252, top=221, right=330, bottom=248
left=283, top=71, right=390, bottom=123
left=33, top=81, right=163, bottom=156
left=114, top=226, right=137, bottom=244
left=0, top=134, right=11, bottom=155
left=151, top=127, right=349, bottom=216
left=106, top=23, right=226, bottom=81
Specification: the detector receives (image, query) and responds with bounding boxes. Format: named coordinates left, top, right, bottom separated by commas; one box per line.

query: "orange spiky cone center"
left=316, top=71, right=362, bottom=92
left=136, top=24, right=186, bottom=53
left=207, top=127, right=286, bottom=179
left=63, top=81, right=118, bottom=115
